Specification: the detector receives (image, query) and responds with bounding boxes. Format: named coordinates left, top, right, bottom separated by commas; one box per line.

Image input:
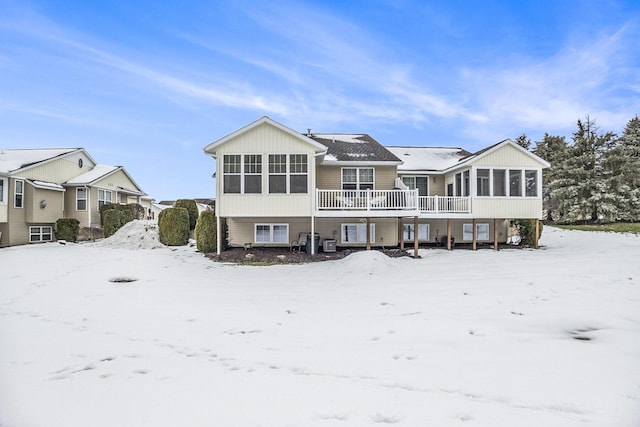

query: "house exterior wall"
left=25, top=185, right=64, bottom=224
left=226, top=216, right=399, bottom=248
left=401, top=218, right=510, bottom=244
left=13, top=152, right=94, bottom=184
left=316, top=165, right=398, bottom=190
left=0, top=176, right=7, bottom=223
left=471, top=198, right=543, bottom=220
left=64, top=187, right=91, bottom=227
left=473, top=144, right=543, bottom=168
left=215, top=122, right=318, bottom=218
left=5, top=178, right=27, bottom=246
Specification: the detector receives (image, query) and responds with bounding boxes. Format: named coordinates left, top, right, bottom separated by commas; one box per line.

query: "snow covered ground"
left=1, top=222, right=639, bottom=426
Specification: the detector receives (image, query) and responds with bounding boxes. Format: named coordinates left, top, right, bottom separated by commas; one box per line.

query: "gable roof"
left=0, top=148, right=94, bottom=174
left=311, top=134, right=402, bottom=164
left=386, top=146, right=471, bottom=172
left=448, top=139, right=551, bottom=171
left=66, top=164, right=146, bottom=195
left=203, top=116, right=327, bottom=155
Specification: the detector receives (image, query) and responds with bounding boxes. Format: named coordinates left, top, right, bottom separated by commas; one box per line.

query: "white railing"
left=418, top=196, right=471, bottom=213
left=316, top=189, right=419, bottom=211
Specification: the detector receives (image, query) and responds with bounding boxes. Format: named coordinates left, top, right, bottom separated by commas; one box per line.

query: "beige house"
left=203, top=116, right=550, bottom=255
left=0, top=148, right=148, bottom=247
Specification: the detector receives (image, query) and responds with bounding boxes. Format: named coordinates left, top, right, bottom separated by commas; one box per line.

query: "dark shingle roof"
left=308, top=134, right=401, bottom=163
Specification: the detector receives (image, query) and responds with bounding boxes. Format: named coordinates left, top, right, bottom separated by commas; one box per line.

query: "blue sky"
left=1, top=0, right=639, bottom=200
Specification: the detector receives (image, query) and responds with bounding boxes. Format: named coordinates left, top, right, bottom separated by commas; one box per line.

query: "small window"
left=455, top=173, right=462, bottom=196
left=0, top=178, right=5, bottom=203
left=342, top=168, right=373, bottom=191
left=76, top=188, right=87, bottom=210
left=493, top=169, right=506, bottom=196
left=510, top=170, right=522, bottom=196
left=29, top=226, right=53, bottom=242
left=223, top=155, right=241, bottom=194
left=463, top=223, right=489, bottom=241
left=78, top=158, right=83, bottom=168
left=341, top=223, right=375, bottom=244
left=255, top=224, right=289, bottom=243
left=14, top=180, right=24, bottom=208
left=477, top=169, right=490, bottom=196
left=525, top=170, right=538, bottom=197
left=403, top=224, right=429, bottom=241
left=98, top=189, right=112, bottom=209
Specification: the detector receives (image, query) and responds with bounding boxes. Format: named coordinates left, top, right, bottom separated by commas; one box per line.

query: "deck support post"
left=447, top=219, right=452, bottom=251
left=216, top=213, right=221, bottom=256
left=399, top=218, right=404, bottom=250
left=414, top=216, right=419, bottom=259
left=472, top=218, right=477, bottom=251
left=535, top=219, right=540, bottom=249
left=366, top=217, right=371, bottom=251
left=311, top=216, right=315, bottom=255
left=494, top=219, right=499, bottom=251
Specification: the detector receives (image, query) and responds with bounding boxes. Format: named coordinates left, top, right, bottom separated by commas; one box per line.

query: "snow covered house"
left=0, top=148, right=148, bottom=247
left=203, top=116, right=550, bottom=255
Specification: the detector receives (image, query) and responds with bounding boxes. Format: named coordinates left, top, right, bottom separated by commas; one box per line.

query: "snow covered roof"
left=311, top=134, right=402, bottom=164
left=386, top=146, right=471, bottom=172
left=28, top=180, right=65, bottom=192
left=66, top=164, right=120, bottom=185
left=0, top=148, right=81, bottom=174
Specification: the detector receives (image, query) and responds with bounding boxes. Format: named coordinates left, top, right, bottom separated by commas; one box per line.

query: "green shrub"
left=515, top=219, right=543, bottom=246
left=102, top=204, right=135, bottom=238
left=195, top=211, right=217, bottom=253
left=175, top=199, right=199, bottom=230
left=55, top=218, right=80, bottom=242
left=158, top=207, right=190, bottom=246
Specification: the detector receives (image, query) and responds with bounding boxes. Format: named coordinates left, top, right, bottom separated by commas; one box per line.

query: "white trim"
left=29, top=225, right=53, bottom=242
left=97, top=188, right=113, bottom=209
left=254, top=223, right=289, bottom=243
left=341, top=223, right=375, bottom=244
left=76, top=187, right=87, bottom=211
left=14, top=179, right=24, bottom=208
left=341, top=167, right=375, bottom=190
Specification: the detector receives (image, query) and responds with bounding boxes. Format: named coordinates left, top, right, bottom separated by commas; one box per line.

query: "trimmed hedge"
left=175, top=199, right=199, bottom=230
left=101, top=203, right=135, bottom=238
left=515, top=219, right=543, bottom=246
left=195, top=210, right=226, bottom=253
left=158, top=207, right=190, bottom=246
left=55, top=218, right=80, bottom=242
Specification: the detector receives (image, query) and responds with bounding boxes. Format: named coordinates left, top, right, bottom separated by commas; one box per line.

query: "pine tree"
left=604, top=116, right=640, bottom=221
left=514, top=133, right=531, bottom=150
left=547, top=117, right=615, bottom=223
left=533, top=134, right=569, bottom=221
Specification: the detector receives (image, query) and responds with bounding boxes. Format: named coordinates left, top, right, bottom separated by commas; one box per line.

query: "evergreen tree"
left=533, top=133, right=569, bottom=221
left=514, top=133, right=531, bottom=150
left=604, top=116, right=640, bottom=221
left=547, top=117, right=615, bottom=223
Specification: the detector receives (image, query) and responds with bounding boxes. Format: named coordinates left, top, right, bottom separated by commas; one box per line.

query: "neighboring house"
left=204, top=116, right=551, bottom=255
left=0, top=148, right=148, bottom=247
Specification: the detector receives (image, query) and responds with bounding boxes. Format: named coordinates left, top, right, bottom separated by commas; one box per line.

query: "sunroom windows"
left=475, top=168, right=539, bottom=197
left=224, top=154, right=308, bottom=195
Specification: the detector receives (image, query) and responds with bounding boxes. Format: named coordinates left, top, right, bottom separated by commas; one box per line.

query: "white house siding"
left=472, top=198, right=543, bottom=219
left=404, top=218, right=509, bottom=244
left=13, top=153, right=94, bottom=184
left=216, top=122, right=318, bottom=218
left=93, top=170, right=141, bottom=196
left=473, top=144, right=543, bottom=168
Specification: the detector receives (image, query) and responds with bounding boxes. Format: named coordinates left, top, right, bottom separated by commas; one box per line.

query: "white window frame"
left=341, top=223, right=375, bottom=244
left=223, top=154, right=263, bottom=194
left=0, top=177, right=6, bottom=203
left=403, top=223, right=430, bottom=241
left=255, top=223, right=289, bottom=244
left=76, top=187, right=87, bottom=211
left=29, top=226, right=53, bottom=242
left=98, top=189, right=112, bottom=209
left=401, top=176, right=429, bottom=196
left=14, top=179, right=24, bottom=208
left=267, top=154, right=308, bottom=194
left=341, top=168, right=374, bottom=191
left=463, top=223, right=489, bottom=241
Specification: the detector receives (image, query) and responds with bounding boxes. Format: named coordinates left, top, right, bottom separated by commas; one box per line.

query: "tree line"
left=516, top=115, right=640, bottom=224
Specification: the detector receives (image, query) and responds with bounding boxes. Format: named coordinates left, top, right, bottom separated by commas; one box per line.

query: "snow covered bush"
left=54, top=218, right=80, bottom=242
left=158, top=207, right=190, bottom=246
left=174, top=199, right=199, bottom=230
